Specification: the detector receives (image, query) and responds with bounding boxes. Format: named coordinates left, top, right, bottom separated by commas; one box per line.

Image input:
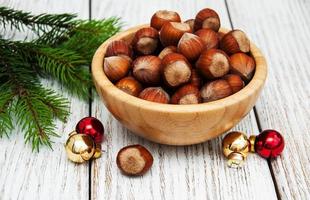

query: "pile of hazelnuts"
left=103, top=8, right=256, bottom=104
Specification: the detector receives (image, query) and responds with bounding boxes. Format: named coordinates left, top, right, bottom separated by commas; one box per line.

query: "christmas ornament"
left=65, top=131, right=101, bottom=163
left=76, top=117, right=104, bottom=143
left=65, top=117, right=105, bottom=163
left=251, top=129, right=285, bottom=158
left=222, top=129, right=285, bottom=167
left=222, top=131, right=250, bottom=168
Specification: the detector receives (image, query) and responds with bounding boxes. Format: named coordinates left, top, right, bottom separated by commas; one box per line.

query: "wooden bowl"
left=92, top=25, right=267, bottom=145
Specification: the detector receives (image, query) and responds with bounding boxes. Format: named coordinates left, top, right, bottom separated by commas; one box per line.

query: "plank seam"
left=224, top=0, right=234, bottom=29
left=224, top=0, right=281, bottom=199
left=254, top=107, right=281, bottom=200
left=88, top=1, right=93, bottom=200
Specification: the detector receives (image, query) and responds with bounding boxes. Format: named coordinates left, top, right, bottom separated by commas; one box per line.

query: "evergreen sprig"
left=0, top=6, right=76, bottom=36
left=0, top=6, right=121, bottom=150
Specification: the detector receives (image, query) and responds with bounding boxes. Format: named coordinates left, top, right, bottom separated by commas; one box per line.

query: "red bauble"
left=76, top=117, right=104, bottom=143
left=255, top=129, right=284, bottom=158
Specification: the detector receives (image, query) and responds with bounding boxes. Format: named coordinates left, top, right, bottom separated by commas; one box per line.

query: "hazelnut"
left=195, top=28, right=219, bottom=50
left=200, top=79, right=233, bottom=102
left=104, top=56, right=131, bottom=82
left=133, top=56, right=162, bottom=85
left=132, top=27, right=159, bottom=55
left=139, top=87, right=170, bottom=104
left=116, top=144, right=153, bottom=176
left=150, top=10, right=181, bottom=30
left=105, top=40, right=132, bottom=58
left=159, top=22, right=192, bottom=46
left=230, top=53, right=255, bottom=82
left=177, top=33, right=204, bottom=61
left=158, top=46, right=177, bottom=59
left=223, top=74, right=244, bottom=94
left=116, top=77, right=143, bottom=97
left=220, top=30, right=250, bottom=54
left=171, top=84, right=201, bottom=104
left=218, top=32, right=225, bottom=41
left=194, top=8, right=221, bottom=31
left=189, top=68, right=203, bottom=88
left=162, top=53, right=192, bottom=87
left=196, top=49, right=230, bottom=79
left=184, top=19, right=195, bottom=30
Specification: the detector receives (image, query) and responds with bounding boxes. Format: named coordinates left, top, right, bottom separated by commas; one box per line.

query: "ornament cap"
left=249, top=135, right=256, bottom=153
left=93, top=143, right=102, bottom=159
left=68, top=130, right=77, bottom=136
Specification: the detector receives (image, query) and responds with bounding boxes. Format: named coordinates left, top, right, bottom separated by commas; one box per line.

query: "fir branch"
left=60, top=18, right=121, bottom=60
left=0, top=6, right=76, bottom=36
left=0, top=39, right=92, bottom=99
left=0, top=6, right=121, bottom=150
left=36, top=87, right=70, bottom=122
left=0, top=42, right=69, bottom=150
left=0, top=84, right=14, bottom=137
left=35, top=47, right=92, bottom=98
left=14, top=82, right=69, bottom=151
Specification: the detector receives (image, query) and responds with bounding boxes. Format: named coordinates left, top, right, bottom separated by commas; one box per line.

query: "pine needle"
left=0, top=6, right=121, bottom=150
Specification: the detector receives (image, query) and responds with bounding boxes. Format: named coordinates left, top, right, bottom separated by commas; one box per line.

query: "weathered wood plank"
left=226, top=0, right=310, bottom=199
left=91, top=1, right=277, bottom=199
left=0, top=1, right=90, bottom=199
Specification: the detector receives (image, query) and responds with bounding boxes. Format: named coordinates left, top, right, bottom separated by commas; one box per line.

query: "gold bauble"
left=222, top=131, right=250, bottom=168
left=65, top=132, right=99, bottom=163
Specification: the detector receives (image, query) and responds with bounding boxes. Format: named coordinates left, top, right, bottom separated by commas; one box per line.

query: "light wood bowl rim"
left=92, top=25, right=267, bottom=113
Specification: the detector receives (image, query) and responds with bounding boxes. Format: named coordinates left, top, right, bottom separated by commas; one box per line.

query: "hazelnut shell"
left=195, top=28, right=219, bottom=50
left=158, top=46, right=177, bottom=59
left=230, top=53, right=255, bottom=82
left=189, top=68, right=203, bottom=88
left=116, top=144, right=153, bottom=176
left=162, top=53, right=192, bottom=87
left=184, top=19, right=195, bottom=30
left=105, top=40, right=132, bottom=58
left=150, top=10, right=181, bottom=30
left=196, top=49, right=230, bottom=79
left=139, top=87, right=170, bottom=104
left=194, top=8, right=221, bottom=31
left=104, top=56, right=131, bottom=82
left=223, top=74, right=244, bottom=93
left=159, top=22, right=192, bottom=46
left=171, top=84, right=201, bottom=104
left=133, top=55, right=162, bottom=85
left=116, top=77, right=143, bottom=97
left=220, top=30, right=250, bottom=54
left=132, top=27, right=159, bottom=55
left=200, top=79, right=233, bottom=102
left=177, top=33, right=204, bottom=61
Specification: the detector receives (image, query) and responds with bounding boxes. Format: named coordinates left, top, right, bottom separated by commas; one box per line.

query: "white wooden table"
left=0, top=0, right=309, bottom=199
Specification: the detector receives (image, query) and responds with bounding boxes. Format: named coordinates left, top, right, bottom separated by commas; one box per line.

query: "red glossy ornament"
left=76, top=117, right=104, bottom=143
left=255, top=129, right=284, bottom=158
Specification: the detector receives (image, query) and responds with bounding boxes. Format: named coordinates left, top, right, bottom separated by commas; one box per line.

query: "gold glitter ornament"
left=65, top=131, right=101, bottom=163
left=222, top=131, right=250, bottom=168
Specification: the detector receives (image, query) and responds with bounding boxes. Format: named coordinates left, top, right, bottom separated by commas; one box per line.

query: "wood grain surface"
left=91, top=0, right=276, bottom=199
left=0, top=0, right=309, bottom=199
left=0, top=1, right=90, bottom=200
left=226, top=0, right=310, bottom=199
